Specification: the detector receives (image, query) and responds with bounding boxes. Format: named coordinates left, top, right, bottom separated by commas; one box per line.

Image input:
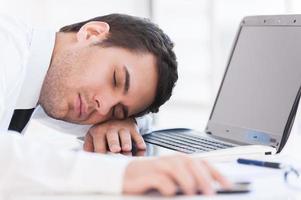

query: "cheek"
left=66, top=70, right=99, bottom=92
left=82, top=73, right=113, bottom=98
left=79, top=65, right=110, bottom=87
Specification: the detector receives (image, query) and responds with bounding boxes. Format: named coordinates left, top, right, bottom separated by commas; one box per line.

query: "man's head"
left=39, top=14, right=178, bottom=125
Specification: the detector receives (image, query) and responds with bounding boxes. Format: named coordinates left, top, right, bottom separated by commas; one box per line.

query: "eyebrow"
left=123, top=65, right=130, bottom=95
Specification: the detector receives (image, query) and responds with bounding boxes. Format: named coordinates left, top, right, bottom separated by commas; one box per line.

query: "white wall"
left=152, top=0, right=301, bottom=135
left=0, top=0, right=150, bottom=30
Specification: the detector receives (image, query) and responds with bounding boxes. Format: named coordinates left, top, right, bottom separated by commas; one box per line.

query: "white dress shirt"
left=0, top=15, right=152, bottom=195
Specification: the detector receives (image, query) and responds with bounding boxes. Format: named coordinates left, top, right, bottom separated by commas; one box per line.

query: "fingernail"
left=111, top=145, right=120, bottom=152
left=138, top=143, right=146, bottom=149
left=123, top=144, right=131, bottom=151
left=206, top=189, right=215, bottom=196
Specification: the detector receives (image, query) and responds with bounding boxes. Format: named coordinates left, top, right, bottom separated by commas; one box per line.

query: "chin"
left=43, top=107, right=67, bottom=122
left=62, top=118, right=83, bottom=124
left=60, top=115, right=90, bottom=125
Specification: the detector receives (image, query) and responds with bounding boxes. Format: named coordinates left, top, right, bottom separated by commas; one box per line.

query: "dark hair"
left=60, top=13, right=178, bottom=116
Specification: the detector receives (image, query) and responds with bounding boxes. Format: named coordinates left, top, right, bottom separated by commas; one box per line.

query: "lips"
left=80, top=95, right=84, bottom=117
left=75, top=94, right=82, bottom=118
left=78, top=93, right=88, bottom=119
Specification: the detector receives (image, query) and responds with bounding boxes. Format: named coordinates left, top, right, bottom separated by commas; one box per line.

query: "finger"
left=163, top=156, right=197, bottom=195
left=119, top=129, right=132, bottom=152
left=189, top=159, right=215, bottom=195
left=106, top=129, right=121, bottom=153
left=128, top=174, right=178, bottom=196
left=83, top=132, right=94, bottom=152
left=202, top=160, right=232, bottom=189
left=150, top=174, right=178, bottom=196
left=122, top=151, right=133, bottom=156
left=131, top=130, right=146, bottom=150
left=90, top=130, right=107, bottom=153
left=135, top=150, right=146, bottom=157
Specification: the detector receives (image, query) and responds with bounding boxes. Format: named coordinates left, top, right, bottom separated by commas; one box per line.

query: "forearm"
left=0, top=132, right=130, bottom=194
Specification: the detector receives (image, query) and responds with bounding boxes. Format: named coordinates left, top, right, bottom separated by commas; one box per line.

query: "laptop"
left=137, top=15, right=301, bottom=157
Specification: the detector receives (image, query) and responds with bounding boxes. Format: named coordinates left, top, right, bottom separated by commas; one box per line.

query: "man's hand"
left=83, top=118, right=146, bottom=153
left=123, top=155, right=231, bottom=196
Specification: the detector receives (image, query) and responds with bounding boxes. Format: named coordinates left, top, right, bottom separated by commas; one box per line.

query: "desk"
left=13, top=115, right=301, bottom=200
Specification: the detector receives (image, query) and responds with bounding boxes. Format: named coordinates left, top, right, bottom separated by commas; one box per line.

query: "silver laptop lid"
left=206, top=15, right=301, bottom=152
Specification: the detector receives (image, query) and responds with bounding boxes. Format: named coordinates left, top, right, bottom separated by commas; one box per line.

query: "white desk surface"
left=8, top=116, right=301, bottom=200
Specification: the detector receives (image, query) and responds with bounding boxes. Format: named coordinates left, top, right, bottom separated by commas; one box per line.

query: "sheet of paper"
left=213, top=160, right=301, bottom=199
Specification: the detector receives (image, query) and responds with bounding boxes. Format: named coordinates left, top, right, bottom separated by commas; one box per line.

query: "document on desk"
left=213, top=160, right=301, bottom=199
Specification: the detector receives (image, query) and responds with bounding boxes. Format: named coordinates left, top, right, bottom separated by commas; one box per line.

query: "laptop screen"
left=207, top=24, right=301, bottom=148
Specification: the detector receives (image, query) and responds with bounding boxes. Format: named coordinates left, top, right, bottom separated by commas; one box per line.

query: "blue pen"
left=237, top=158, right=284, bottom=169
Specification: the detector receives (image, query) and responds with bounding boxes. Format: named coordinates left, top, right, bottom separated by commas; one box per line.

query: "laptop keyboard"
left=143, top=130, right=235, bottom=154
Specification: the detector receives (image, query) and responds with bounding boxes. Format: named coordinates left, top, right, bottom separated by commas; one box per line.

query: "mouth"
left=75, top=94, right=82, bottom=118
left=78, top=93, right=88, bottom=120
left=75, top=93, right=85, bottom=119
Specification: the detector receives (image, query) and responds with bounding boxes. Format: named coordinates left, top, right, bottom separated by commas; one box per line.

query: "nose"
left=93, top=94, right=117, bottom=116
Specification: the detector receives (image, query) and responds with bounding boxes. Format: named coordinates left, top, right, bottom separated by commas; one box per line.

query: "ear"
left=76, top=21, right=110, bottom=43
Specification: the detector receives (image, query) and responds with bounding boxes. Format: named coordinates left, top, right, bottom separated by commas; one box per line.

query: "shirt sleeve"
left=30, top=107, right=154, bottom=137
left=135, top=114, right=153, bottom=135
left=0, top=15, right=30, bottom=131
left=0, top=132, right=131, bottom=194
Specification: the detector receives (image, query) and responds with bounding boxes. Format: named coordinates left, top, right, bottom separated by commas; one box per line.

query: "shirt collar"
left=15, top=29, right=56, bottom=109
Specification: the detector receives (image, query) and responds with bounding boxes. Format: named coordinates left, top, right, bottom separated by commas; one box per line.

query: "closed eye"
left=113, top=70, right=117, bottom=86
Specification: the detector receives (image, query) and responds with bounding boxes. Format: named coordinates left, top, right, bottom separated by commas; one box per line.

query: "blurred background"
left=1, top=0, right=301, bottom=133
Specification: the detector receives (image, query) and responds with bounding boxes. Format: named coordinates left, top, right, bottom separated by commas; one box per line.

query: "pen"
left=237, top=158, right=284, bottom=169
